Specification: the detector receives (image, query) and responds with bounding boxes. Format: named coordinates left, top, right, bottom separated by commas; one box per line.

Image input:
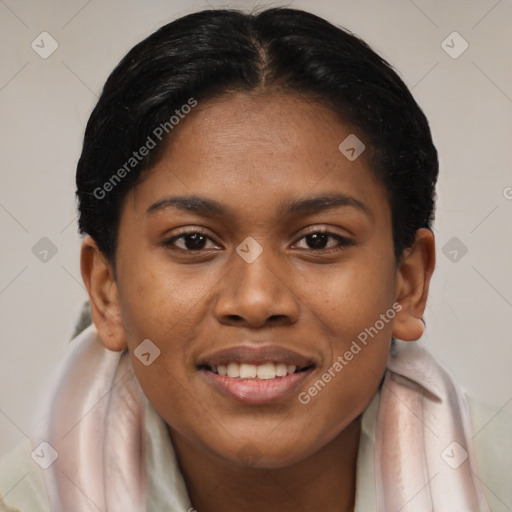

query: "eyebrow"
left=146, top=195, right=226, bottom=216
left=146, top=193, right=372, bottom=219
left=279, top=193, right=372, bottom=219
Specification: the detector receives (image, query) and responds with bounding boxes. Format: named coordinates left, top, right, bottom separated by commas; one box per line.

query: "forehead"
left=126, top=91, right=390, bottom=223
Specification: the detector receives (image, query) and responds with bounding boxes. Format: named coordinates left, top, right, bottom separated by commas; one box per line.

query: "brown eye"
left=163, top=231, right=219, bottom=251
left=304, top=233, right=330, bottom=249
left=180, top=233, right=207, bottom=250
left=294, top=231, right=353, bottom=251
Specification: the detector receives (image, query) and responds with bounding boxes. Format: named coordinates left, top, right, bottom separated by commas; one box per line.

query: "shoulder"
left=0, top=439, right=50, bottom=512
left=467, top=395, right=512, bottom=512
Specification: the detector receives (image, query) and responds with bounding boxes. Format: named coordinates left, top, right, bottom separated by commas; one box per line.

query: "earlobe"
left=392, top=228, right=436, bottom=342
left=80, top=236, right=127, bottom=351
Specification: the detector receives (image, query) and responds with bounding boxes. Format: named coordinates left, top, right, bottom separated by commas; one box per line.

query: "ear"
left=392, top=228, right=436, bottom=342
left=80, top=235, right=127, bottom=351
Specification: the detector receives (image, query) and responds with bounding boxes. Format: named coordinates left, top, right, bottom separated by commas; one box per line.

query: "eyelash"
left=294, top=230, right=354, bottom=252
left=162, top=229, right=354, bottom=253
left=163, top=230, right=220, bottom=251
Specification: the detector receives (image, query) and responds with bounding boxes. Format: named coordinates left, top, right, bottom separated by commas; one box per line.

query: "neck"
left=169, top=418, right=361, bottom=512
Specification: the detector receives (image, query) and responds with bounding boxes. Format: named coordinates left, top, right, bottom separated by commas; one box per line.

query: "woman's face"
left=114, top=91, right=398, bottom=467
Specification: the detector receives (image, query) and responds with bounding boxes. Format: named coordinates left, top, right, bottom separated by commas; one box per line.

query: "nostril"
left=221, top=313, right=292, bottom=328
left=267, top=314, right=289, bottom=325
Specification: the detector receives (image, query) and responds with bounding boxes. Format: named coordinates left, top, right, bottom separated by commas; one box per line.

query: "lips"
left=197, top=345, right=316, bottom=369
left=208, top=362, right=304, bottom=380
left=197, top=344, right=316, bottom=404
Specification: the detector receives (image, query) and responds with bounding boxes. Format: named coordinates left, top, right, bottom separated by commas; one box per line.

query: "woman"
left=1, top=7, right=509, bottom=511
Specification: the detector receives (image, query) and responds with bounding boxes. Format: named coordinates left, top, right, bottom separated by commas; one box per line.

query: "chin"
left=210, top=437, right=319, bottom=470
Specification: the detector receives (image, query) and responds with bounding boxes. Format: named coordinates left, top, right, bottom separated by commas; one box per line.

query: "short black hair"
left=76, top=7, right=438, bottom=265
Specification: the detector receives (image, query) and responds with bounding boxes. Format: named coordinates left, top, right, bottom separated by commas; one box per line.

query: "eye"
left=293, top=231, right=354, bottom=251
left=163, top=231, right=220, bottom=251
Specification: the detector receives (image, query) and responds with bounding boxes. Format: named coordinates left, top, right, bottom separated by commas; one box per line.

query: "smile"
left=197, top=344, right=317, bottom=404
left=202, top=362, right=311, bottom=380
left=198, top=358, right=316, bottom=405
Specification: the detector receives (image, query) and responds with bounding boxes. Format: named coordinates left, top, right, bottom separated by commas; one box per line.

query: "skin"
left=81, top=91, right=435, bottom=512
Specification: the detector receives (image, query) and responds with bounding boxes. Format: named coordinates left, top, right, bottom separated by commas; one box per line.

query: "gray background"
left=1, top=0, right=511, bottom=458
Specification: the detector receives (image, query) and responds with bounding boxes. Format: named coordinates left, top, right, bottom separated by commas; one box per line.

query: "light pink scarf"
left=32, top=324, right=490, bottom=511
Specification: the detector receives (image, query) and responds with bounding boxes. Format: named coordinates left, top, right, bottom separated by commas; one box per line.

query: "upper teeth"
left=211, top=362, right=299, bottom=380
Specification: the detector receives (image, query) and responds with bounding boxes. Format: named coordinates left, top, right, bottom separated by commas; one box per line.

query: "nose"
left=213, top=250, right=300, bottom=329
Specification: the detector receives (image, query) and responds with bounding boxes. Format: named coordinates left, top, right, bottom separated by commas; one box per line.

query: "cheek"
left=296, top=304, right=393, bottom=445
left=293, top=255, right=395, bottom=413
left=301, top=251, right=396, bottom=339
left=116, top=255, right=226, bottom=426
left=117, top=251, right=215, bottom=340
